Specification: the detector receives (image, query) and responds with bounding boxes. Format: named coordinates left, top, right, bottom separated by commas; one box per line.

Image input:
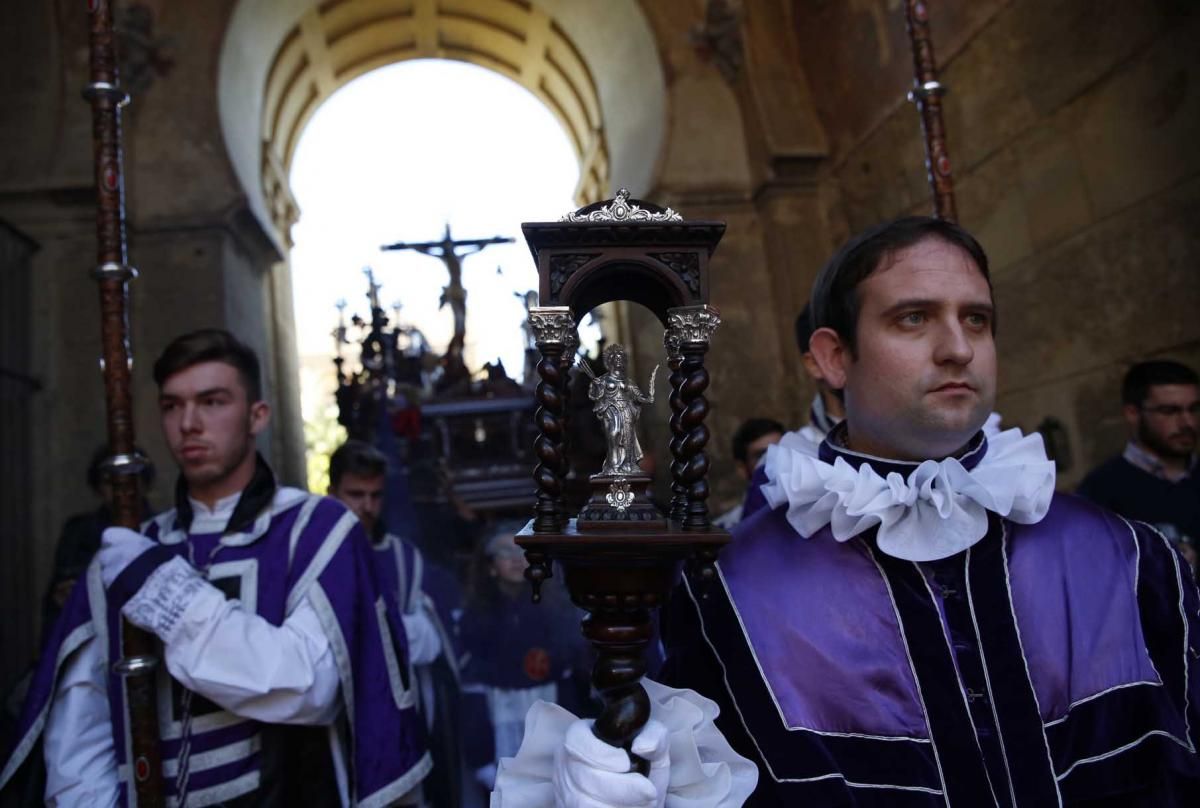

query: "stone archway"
left=217, top=0, right=668, bottom=253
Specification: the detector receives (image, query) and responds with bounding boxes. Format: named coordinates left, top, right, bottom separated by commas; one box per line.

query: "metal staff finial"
left=904, top=0, right=957, bottom=221
left=84, top=1, right=165, bottom=804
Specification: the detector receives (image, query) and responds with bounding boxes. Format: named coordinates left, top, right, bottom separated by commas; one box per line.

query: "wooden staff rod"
left=904, top=0, right=958, bottom=221
left=84, top=1, right=165, bottom=804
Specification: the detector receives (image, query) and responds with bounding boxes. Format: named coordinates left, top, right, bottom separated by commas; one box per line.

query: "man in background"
left=1079, top=359, right=1200, bottom=570
left=714, top=418, right=784, bottom=529
left=329, top=439, right=463, bottom=807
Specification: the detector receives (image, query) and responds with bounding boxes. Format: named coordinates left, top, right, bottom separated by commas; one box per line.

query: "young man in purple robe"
left=0, top=329, right=429, bottom=806
left=328, top=439, right=463, bottom=807
left=492, top=217, right=1200, bottom=806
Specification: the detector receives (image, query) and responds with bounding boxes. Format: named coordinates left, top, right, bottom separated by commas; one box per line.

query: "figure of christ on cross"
left=381, top=224, right=514, bottom=381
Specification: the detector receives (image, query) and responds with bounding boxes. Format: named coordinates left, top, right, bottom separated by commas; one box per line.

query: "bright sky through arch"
left=289, top=59, right=584, bottom=418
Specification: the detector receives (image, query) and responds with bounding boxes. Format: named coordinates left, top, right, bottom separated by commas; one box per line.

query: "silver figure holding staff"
left=580, top=344, right=659, bottom=476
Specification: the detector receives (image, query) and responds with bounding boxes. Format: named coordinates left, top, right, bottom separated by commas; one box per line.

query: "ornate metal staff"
left=904, top=0, right=957, bottom=221
left=84, top=1, right=165, bottom=803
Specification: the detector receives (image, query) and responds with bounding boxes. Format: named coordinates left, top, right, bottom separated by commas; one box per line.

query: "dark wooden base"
left=576, top=473, right=668, bottom=530
left=516, top=519, right=728, bottom=769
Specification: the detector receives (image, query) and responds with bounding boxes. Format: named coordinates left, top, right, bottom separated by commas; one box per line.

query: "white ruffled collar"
left=760, top=424, right=1056, bottom=562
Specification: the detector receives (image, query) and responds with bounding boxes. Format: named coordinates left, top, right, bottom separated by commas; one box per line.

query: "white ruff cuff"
left=760, top=428, right=1057, bottom=562
left=490, top=679, right=757, bottom=807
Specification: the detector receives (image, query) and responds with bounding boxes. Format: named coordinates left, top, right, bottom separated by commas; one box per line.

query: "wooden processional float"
left=517, top=190, right=729, bottom=771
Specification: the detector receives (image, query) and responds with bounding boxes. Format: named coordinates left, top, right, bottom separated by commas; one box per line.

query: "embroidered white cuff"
left=122, top=556, right=209, bottom=643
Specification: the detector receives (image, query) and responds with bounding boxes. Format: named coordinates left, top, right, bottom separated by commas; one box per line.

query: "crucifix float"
left=381, top=224, right=513, bottom=386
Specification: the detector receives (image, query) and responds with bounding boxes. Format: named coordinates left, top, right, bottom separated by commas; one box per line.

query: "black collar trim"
left=174, top=453, right=277, bottom=535
left=819, top=422, right=989, bottom=475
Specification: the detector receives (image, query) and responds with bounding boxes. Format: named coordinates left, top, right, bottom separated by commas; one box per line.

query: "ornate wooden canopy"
left=516, top=190, right=730, bottom=771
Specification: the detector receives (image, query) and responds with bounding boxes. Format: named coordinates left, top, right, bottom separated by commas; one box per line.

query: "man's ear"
left=1121, top=403, right=1140, bottom=434
left=800, top=351, right=825, bottom=383
left=249, top=400, right=271, bottom=437
left=807, top=327, right=849, bottom=390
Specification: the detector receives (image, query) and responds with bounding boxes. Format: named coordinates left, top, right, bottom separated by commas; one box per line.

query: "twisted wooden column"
left=904, top=0, right=957, bottom=221
left=556, top=326, right=580, bottom=524
left=666, top=306, right=721, bottom=530
left=665, top=330, right=688, bottom=523
left=85, top=1, right=164, bottom=803
left=525, top=307, right=574, bottom=600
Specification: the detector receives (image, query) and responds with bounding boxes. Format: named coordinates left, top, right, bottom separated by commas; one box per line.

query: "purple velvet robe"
left=1, top=465, right=429, bottom=807
left=664, top=437, right=1200, bottom=806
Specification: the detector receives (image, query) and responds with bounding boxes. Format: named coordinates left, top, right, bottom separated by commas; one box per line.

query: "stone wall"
left=792, top=0, right=1200, bottom=487
left=0, top=0, right=306, bottom=673
left=639, top=0, right=834, bottom=513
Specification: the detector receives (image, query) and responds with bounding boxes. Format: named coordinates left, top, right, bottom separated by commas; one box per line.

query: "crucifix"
left=362, top=266, right=383, bottom=316
left=381, top=224, right=514, bottom=374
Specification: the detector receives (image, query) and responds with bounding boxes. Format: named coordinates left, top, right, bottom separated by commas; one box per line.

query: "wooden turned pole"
left=583, top=607, right=654, bottom=775
left=85, top=1, right=164, bottom=803
left=904, top=0, right=957, bottom=221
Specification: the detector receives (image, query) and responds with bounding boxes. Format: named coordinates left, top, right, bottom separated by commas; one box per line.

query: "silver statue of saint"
left=580, top=343, right=659, bottom=476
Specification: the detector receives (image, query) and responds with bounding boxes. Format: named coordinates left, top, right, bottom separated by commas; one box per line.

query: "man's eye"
left=965, top=313, right=990, bottom=328
left=898, top=312, right=925, bottom=326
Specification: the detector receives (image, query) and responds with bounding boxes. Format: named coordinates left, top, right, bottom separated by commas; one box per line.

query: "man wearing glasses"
left=1079, top=360, right=1200, bottom=570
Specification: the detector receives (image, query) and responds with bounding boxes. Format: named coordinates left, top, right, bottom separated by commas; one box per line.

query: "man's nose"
left=179, top=402, right=201, bottom=433
left=933, top=320, right=975, bottom=365
left=1181, top=407, right=1199, bottom=430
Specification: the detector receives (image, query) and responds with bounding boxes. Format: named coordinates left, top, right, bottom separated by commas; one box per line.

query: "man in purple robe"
left=0, top=329, right=429, bottom=806
left=329, top=439, right=463, bottom=807
left=493, top=217, right=1200, bottom=807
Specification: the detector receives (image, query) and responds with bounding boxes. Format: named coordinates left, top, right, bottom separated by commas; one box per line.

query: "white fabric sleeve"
left=43, top=635, right=120, bottom=807
left=491, top=677, right=759, bottom=808
left=402, top=599, right=442, bottom=666
left=124, top=556, right=341, bottom=725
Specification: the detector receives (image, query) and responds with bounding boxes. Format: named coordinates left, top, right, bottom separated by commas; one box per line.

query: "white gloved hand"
left=552, top=718, right=670, bottom=808
left=98, top=526, right=158, bottom=589
left=401, top=609, right=442, bottom=666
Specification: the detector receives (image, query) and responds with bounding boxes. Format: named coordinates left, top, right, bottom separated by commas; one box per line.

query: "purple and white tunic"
left=1, top=465, right=429, bottom=807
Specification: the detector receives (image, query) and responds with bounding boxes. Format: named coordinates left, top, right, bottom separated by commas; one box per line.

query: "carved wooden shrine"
left=516, top=190, right=730, bottom=769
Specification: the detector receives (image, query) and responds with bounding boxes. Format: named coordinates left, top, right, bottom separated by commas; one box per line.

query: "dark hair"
left=732, top=417, right=786, bottom=463
left=810, top=216, right=993, bottom=354
left=1121, top=360, right=1199, bottom=407
left=153, top=328, right=262, bottom=401
left=328, top=440, right=388, bottom=487
left=794, top=303, right=815, bottom=355
left=86, top=443, right=156, bottom=491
